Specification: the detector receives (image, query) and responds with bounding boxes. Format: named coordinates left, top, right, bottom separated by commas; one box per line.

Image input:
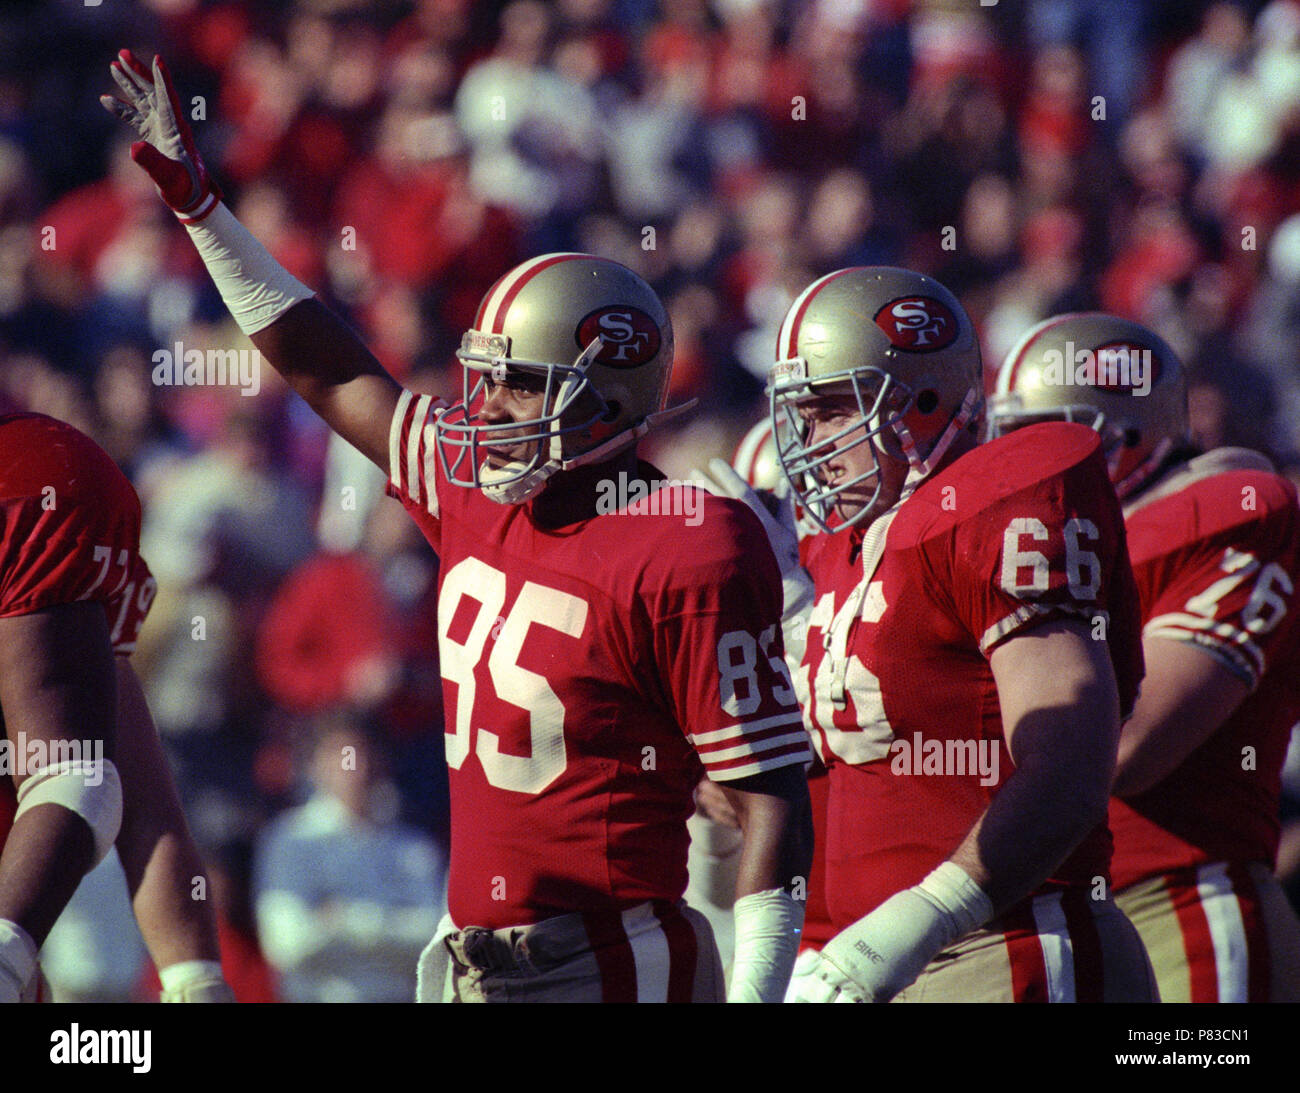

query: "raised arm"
left=101, top=49, right=400, bottom=469
left=247, top=300, right=402, bottom=470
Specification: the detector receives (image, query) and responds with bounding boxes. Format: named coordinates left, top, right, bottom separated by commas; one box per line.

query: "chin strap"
left=1112, top=436, right=1175, bottom=501
left=558, top=399, right=698, bottom=472
left=479, top=459, right=560, bottom=504
left=480, top=399, right=700, bottom=504
left=893, top=388, right=982, bottom=504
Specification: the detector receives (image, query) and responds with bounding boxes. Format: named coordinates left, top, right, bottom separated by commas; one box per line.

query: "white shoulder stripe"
left=389, top=388, right=413, bottom=491
left=698, top=730, right=813, bottom=765
left=1142, top=613, right=1265, bottom=679
left=979, top=603, right=1107, bottom=653
left=708, top=751, right=809, bottom=781
left=690, top=711, right=806, bottom=747
left=406, top=394, right=433, bottom=504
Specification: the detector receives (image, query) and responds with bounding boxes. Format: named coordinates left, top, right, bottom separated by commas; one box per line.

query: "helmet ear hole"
left=602, top=401, right=621, bottom=422
left=915, top=389, right=940, bottom=414
left=1123, top=427, right=1142, bottom=448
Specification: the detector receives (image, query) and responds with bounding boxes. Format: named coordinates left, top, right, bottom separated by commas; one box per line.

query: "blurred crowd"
left=4, top=0, right=1300, bottom=999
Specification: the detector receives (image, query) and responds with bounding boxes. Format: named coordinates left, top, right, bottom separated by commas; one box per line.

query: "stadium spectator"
left=253, top=720, right=446, bottom=1003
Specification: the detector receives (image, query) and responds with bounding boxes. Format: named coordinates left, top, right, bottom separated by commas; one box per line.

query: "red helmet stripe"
left=999, top=312, right=1095, bottom=395
left=782, top=267, right=860, bottom=360
left=488, top=253, right=589, bottom=335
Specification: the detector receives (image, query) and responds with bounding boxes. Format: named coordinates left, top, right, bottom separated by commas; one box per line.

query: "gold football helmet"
left=435, top=253, right=678, bottom=503
left=988, top=312, right=1188, bottom=499
left=766, top=266, right=983, bottom=532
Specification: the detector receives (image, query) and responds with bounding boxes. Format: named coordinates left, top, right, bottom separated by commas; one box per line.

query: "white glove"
left=727, top=888, right=805, bottom=1003
left=785, top=947, right=855, bottom=1003
left=101, top=50, right=222, bottom=221
left=786, top=862, right=993, bottom=1003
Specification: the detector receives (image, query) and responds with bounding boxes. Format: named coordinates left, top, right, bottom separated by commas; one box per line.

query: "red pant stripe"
left=1060, top=890, right=1104, bottom=1003
left=655, top=902, right=698, bottom=1004
left=1001, top=903, right=1050, bottom=1003
left=583, top=910, right=637, bottom=1003
left=1166, top=870, right=1220, bottom=1003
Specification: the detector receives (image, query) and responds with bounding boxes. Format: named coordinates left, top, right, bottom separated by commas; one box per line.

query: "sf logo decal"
left=576, top=306, right=662, bottom=367
left=874, top=296, right=960, bottom=351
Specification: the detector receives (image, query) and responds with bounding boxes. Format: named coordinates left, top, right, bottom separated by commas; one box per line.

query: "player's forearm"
left=1112, top=704, right=1196, bottom=798
left=949, top=711, right=1115, bottom=914
left=182, top=204, right=400, bottom=468
left=248, top=297, right=403, bottom=466
left=722, top=769, right=813, bottom=898
left=722, top=768, right=811, bottom=1002
left=102, top=53, right=402, bottom=465
left=1112, top=638, right=1251, bottom=798
left=246, top=296, right=385, bottom=396
left=790, top=726, right=1111, bottom=1002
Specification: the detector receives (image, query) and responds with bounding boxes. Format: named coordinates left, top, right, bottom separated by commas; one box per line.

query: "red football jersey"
left=103, top=554, right=157, bottom=657
left=1109, top=454, right=1300, bottom=890
left=0, top=412, right=143, bottom=626
left=388, top=390, right=812, bottom=929
left=798, top=423, right=1143, bottom=930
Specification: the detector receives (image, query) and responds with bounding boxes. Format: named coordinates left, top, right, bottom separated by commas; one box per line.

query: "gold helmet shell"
left=989, top=312, right=1188, bottom=499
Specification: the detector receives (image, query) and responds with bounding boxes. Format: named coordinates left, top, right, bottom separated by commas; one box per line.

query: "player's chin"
left=833, top=489, right=880, bottom=525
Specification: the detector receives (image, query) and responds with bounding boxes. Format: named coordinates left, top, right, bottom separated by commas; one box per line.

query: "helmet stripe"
left=474, top=270, right=513, bottom=329
left=733, top=419, right=774, bottom=484
left=780, top=267, right=860, bottom=360
left=998, top=312, right=1093, bottom=395
left=477, top=253, right=565, bottom=333
left=485, top=252, right=590, bottom=335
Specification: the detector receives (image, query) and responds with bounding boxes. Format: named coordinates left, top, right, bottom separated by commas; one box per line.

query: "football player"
left=690, top=420, right=836, bottom=966
left=0, top=411, right=230, bottom=1002
left=990, top=313, right=1300, bottom=1002
left=104, top=50, right=813, bottom=1003
left=686, top=421, right=832, bottom=974
left=737, top=267, right=1156, bottom=1002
